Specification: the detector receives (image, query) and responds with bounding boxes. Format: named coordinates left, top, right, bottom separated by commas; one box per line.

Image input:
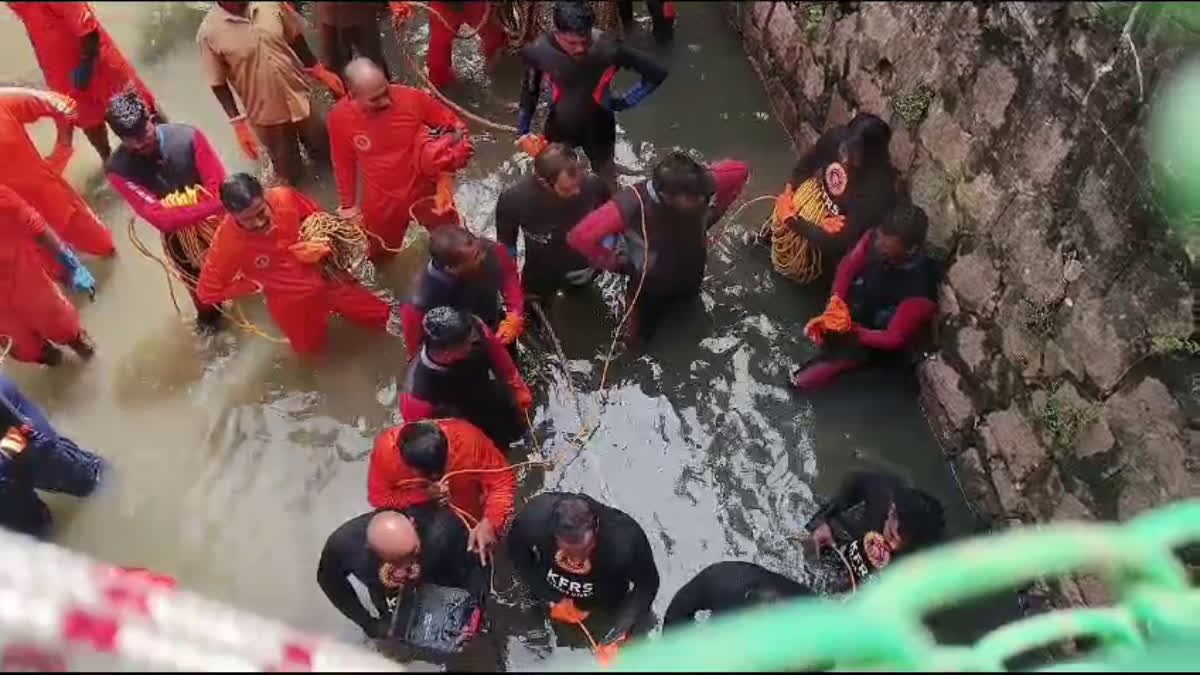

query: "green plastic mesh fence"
left=602, top=499, right=1200, bottom=672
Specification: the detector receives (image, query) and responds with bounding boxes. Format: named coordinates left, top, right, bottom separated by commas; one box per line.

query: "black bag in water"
left=389, top=583, right=481, bottom=654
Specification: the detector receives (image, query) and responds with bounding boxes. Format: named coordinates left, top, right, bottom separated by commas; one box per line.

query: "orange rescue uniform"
left=0, top=185, right=83, bottom=363
left=328, top=84, right=466, bottom=256
left=0, top=87, right=115, bottom=270
left=367, top=418, right=516, bottom=530
left=8, top=2, right=158, bottom=130
left=195, top=186, right=392, bottom=357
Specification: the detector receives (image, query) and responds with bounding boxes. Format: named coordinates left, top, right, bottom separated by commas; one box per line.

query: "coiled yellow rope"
left=759, top=176, right=838, bottom=284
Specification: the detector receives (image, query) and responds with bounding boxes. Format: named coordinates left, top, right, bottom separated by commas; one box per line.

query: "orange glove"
left=432, top=173, right=456, bottom=215
left=516, top=134, right=548, bottom=158
left=230, top=116, right=259, bottom=161
left=774, top=183, right=796, bottom=223
left=549, top=598, right=589, bottom=624
left=595, top=639, right=624, bottom=666
left=818, top=214, right=846, bottom=234
left=495, top=312, right=525, bottom=345
left=289, top=239, right=333, bottom=264
left=388, top=1, right=415, bottom=29
left=804, top=295, right=851, bottom=344
left=306, top=63, right=346, bottom=98
left=510, top=377, right=533, bottom=414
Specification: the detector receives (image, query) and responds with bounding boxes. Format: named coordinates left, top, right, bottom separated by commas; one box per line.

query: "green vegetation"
left=892, top=85, right=935, bottom=127
left=1023, top=301, right=1059, bottom=340
left=1034, top=391, right=1099, bottom=453
left=803, top=4, right=825, bottom=40
left=1150, top=335, right=1200, bottom=356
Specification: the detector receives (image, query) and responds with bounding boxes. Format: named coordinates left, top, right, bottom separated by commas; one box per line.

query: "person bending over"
left=663, top=560, right=811, bottom=628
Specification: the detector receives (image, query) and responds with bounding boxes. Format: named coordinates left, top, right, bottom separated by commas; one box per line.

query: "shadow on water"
left=0, top=1, right=1019, bottom=670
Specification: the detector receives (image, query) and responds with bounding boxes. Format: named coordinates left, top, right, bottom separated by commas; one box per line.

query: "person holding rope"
left=768, top=113, right=900, bottom=285
left=314, top=2, right=391, bottom=80
left=791, top=202, right=939, bottom=392
left=367, top=418, right=516, bottom=565
left=400, top=226, right=524, bottom=353
left=0, top=375, right=106, bottom=539
left=7, top=1, right=164, bottom=162
left=0, top=185, right=97, bottom=366
left=515, top=1, right=668, bottom=191
left=663, top=561, right=812, bottom=628
left=330, top=57, right=473, bottom=258
left=196, top=173, right=397, bottom=358
left=317, top=506, right=487, bottom=647
left=567, top=152, right=749, bottom=342
left=506, top=492, right=660, bottom=651
left=495, top=142, right=608, bottom=307
left=421, top=2, right=506, bottom=90
left=197, top=1, right=346, bottom=186
left=0, top=86, right=116, bottom=275
left=803, top=470, right=945, bottom=594
left=103, top=92, right=227, bottom=334
left=400, top=307, right=532, bottom=449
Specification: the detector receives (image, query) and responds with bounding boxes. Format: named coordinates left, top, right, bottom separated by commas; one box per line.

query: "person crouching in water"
left=506, top=492, right=660, bottom=651
left=567, top=152, right=749, bottom=342
left=400, top=226, right=525, bottom=353
left=792, top=202, right=939, bottom=392
left=400, top=307, right=532, bottom=449
left=104, top=92, right=226, bottom=334
left=317, top=507, right=487, bottom=649
left=196, top=173, right=398, bottom=358
left=663, top=560, right=812, bottom=628
left=367, top=418, right=515, bottom=565
left=0, top=375, right=106, bottom=539
left=495, top=142, right=609, bottom=312
left=803, top=470, right=945, bottom=594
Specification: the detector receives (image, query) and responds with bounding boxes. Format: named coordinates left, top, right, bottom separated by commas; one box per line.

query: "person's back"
left=663, top=561, right=812, bottom=627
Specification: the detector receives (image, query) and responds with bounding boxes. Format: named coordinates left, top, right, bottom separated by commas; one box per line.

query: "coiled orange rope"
left=760, top=176, right=843, bottom=284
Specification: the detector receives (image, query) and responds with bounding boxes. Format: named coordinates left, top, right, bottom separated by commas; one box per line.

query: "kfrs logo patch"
left=545, top=569, right=594, bottom=599
left=254, top=254, right=271, bottom=269
left=352, top=134, right=372, bottom=152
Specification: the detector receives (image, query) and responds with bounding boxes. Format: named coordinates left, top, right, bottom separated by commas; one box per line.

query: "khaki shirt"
left=197, top=1, right=311, bottom=127
left=315, top=2, right=383, bottom=28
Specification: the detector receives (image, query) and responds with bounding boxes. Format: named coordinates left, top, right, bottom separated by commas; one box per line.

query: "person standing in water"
left=103, top=92, right=227, bottom=334
left=7, top=1, right=164, bottom=162
left=495, top=142, right=609, bottom=307
left=506, top=492, right=660, bottom=647
left=313, top=2, right=390, bottom=79
left=515, top=1, right=668, bottom=190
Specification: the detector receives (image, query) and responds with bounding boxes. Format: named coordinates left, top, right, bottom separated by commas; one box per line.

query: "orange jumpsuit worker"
left=424, top=2, right=506, bottom=90
left=196, top=173, right=396, bottom=357
left=0, top=87, right=116, bottom=277
left=8, top=1, right=162, bottom=162
left=368, top=418, right=516, bottom=561
left=0, top=185, right=97, bottom=366
left=330, top=57, right=473, bottom=258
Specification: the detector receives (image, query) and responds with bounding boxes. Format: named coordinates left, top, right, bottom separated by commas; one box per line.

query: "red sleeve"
left=366, top=427, right=428, bottom=511
left=493, top=243, right=524, bottom=316
left=0, top=88, right=77, bottom=126
left=854, top=298, right=937, bottom=351
left=709, top=160, right=751, bottom=215
left=463, top=423, right=516, bottom=530
left=191, top=129, right=228, bottom=197
left=415, top=87, right=465, bottom=132
left=399, top=392, right=437, bottom=423
left=567, top=200, right=625, bottom=271
left=0, top=186, right=48, bottom=238
left=54, top=2, right=99, bottom=36
left=400, top=304, right=424, bottom=356
left=285, top=187, right=322, bottom=221
left=106, top=172, right=221, bottom=234
left=832, top=231, right=872, bottom=299
left=481, top=323, right=520, bottom=384
left=327, top=104, right=359, bottom=208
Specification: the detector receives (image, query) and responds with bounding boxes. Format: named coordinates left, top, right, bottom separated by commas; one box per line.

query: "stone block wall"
left=729, top=1, right=1198, bottom=581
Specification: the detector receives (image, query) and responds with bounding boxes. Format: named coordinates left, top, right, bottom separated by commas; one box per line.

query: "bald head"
left=345, top=57, right=390, bottom=112
left=366, top=511, right=419, bottom=563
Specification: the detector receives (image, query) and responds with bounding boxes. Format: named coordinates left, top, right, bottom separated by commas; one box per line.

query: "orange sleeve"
left=284, top=186, right=322, bottom=222
left=366, top=425, right=430, bottom=511
left=52, top=2, right=99, bottom=37
left=0, top=186, right=47, bottom=238
left=450, top=419, right=516, bottom=530
left=415, top=87, right=465, bottom=131
left=327, top=105, right=358, bottom=208
left=0, top=88, right=78, bottom=126
left=196, top=219, right=254, bottom=304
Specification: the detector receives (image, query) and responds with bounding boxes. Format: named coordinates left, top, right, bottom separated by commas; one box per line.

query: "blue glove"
left=71, top=59, right=95, bottom=91
left=601, top=88, right=628, bottom=113
left=621, top=81, right=659, bottom=110
left=56, top=248, right=96, bottom=298
left=517, top=109, right=533, bottom=137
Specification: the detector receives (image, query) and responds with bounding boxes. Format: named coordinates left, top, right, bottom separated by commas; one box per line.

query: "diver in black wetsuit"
left=516, top=1, right=668, bottom=190
left=803, top=471, right=946, bottom=594
left=317, top=505, right=487, bottom=649
left=506, top=492, right=659, bottom=646
left=663, top=561, right=812, bottom=628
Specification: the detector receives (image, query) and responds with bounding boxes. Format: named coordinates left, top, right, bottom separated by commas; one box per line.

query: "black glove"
left=601, top=626, right=628, bottom=646
left=362, top=617, right=390, bottom=639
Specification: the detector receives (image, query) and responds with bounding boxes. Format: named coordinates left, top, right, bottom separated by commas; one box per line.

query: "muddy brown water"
left=0, top=2, right=1014, bottom=670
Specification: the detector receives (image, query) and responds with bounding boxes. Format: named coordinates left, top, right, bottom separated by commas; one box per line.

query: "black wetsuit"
left=617, top=0, right=675, bottom=45
left=663, top=561, right=812, bottom=627
left=517, top=31, right=667, bottom=165
left=787, top=126, right=900, bottom=266
left=317, top=504, right=487, bottom=637
left=506, top=492, right=659, bottom=640
left=495, top=173, right=610, bottom=298
left=804, top=471, right=935, bottom=594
